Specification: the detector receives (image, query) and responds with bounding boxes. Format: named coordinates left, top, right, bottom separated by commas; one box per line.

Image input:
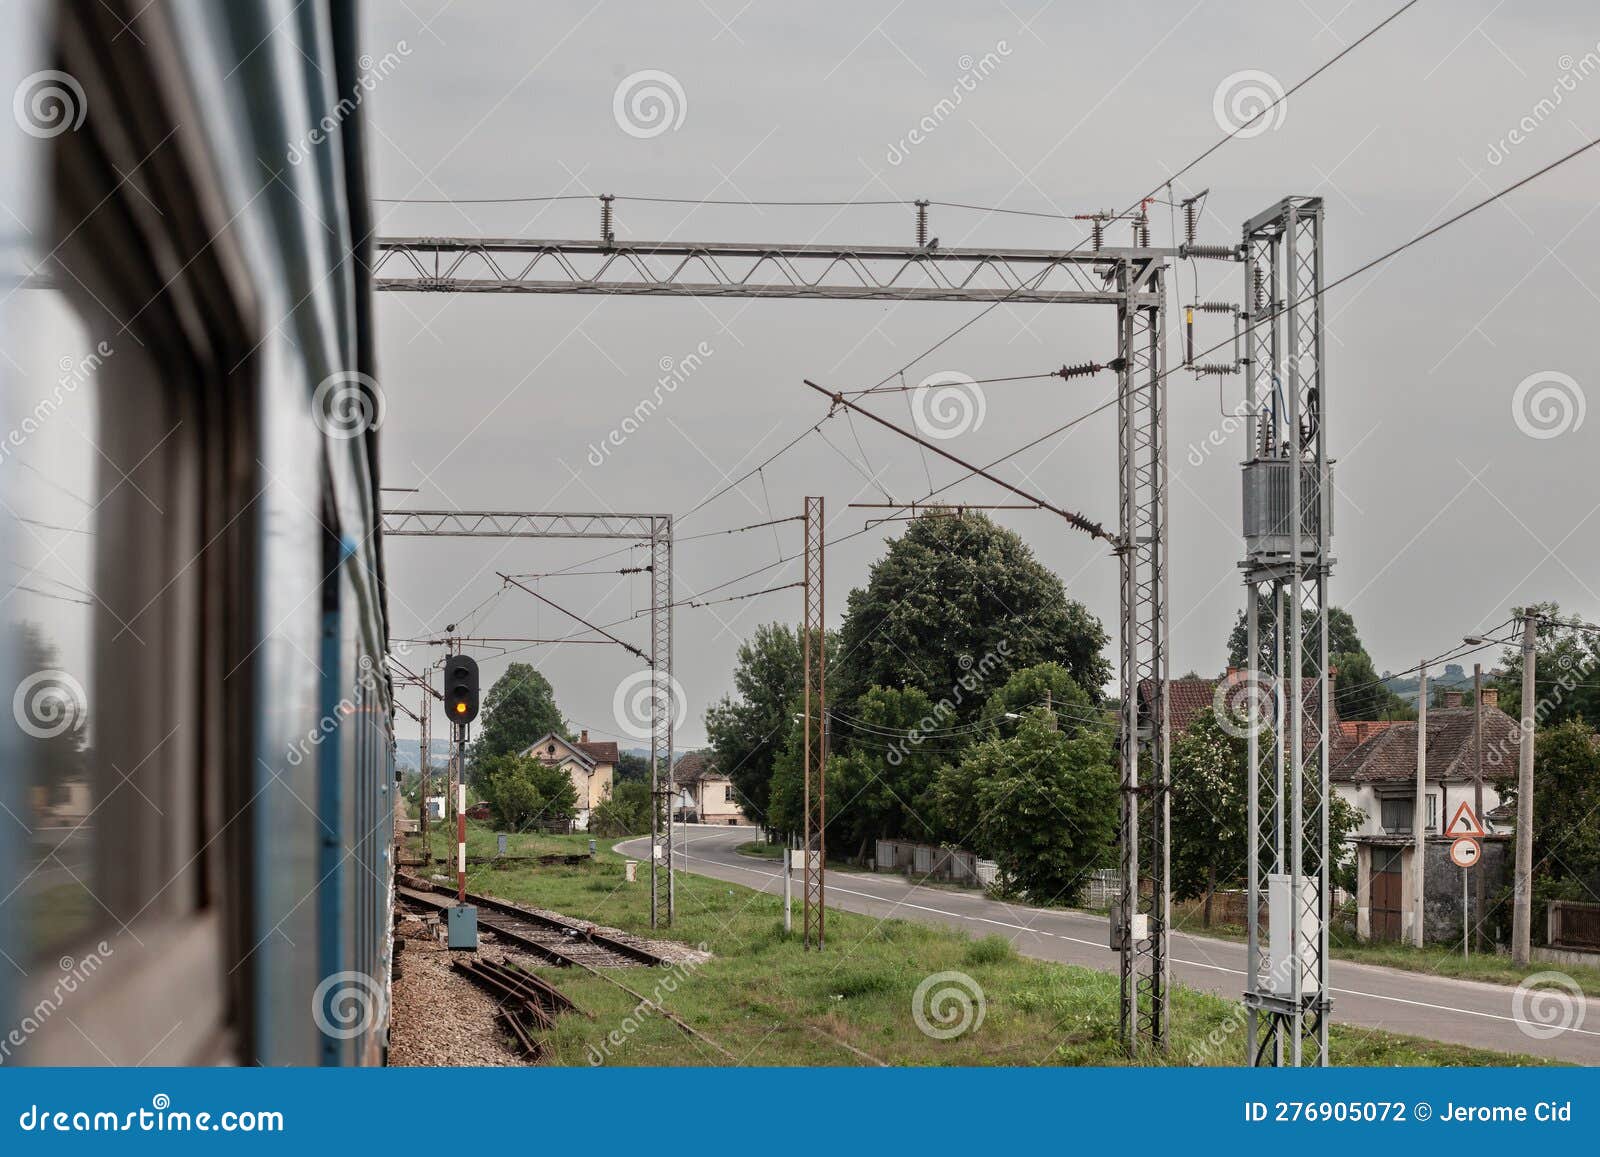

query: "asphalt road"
left=618, top=824, right=1598, bottom=1064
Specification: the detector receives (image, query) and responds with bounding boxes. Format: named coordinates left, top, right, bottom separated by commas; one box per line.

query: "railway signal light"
left=444, top=654, right=479, bottom=724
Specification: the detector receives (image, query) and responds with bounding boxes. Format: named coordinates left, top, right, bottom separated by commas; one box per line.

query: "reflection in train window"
left=6, top=296, right=104, bottom=963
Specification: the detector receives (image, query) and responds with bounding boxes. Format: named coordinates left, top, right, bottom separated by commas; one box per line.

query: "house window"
left=1380, top=797, right=1414, bottom=834
left=724, top=785, right=735, bottom=802
left=1426, top=794, right=1438, bottom=832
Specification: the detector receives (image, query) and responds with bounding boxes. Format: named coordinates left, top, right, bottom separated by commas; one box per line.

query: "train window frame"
left=16, top=5, right=263, bottom=1064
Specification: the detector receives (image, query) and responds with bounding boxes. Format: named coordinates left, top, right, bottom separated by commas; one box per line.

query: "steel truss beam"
left=383, top=508, right=677, bottom=928
left=377, top=232, right=1181, bottom=1052
left=373, top=236, right=1167, bottom=304
left=381, top=509, right=663, bottom=539
left=1240, top=198, right=1331, bottom=1067
left=801, top=497, right=826, bottom=949
left=1116, top=256, right=1171, bottom=1057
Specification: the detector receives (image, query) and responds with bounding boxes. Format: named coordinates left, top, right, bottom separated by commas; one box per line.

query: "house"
left=1156, top=674, right=1513, bottom=944
left=670, top=750, right=749, bottom=825
left=520, top=729, right=617, bottom=831
left=1332, top=688, right=1514, bottom=943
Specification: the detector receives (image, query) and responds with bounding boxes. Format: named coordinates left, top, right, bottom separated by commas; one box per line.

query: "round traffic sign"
left=1450, top=837, right=1482, bottom=869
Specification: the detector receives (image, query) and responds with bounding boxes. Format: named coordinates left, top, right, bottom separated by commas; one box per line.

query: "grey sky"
left=366, top=0, right=1600, bottom=748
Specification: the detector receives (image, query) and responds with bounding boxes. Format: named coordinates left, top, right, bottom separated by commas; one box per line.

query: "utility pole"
left=1473, top=662, right=1485, bottom=950
left=1413, top=664, right=1427, bottom=948
left=419, top=669, right=432, bottom=844
left=1512, top=615, right=1537, bottom=965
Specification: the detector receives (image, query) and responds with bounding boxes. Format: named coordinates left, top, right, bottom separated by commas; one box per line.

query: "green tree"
left=1226, top=600, right=1363, bottom=674
left=828, top=685, right=946, bottom=855
left=705, top=623, right=812, bottom=824
left=1169, top=708, right=1250, bottom=925
left=1332, top=649, right=1409, bottom=721
left=1490, top=604, right=1600, bottom=729
left=1500, top=719, right=1600, bottom=904
left=470, top=662, right=566, bottom=769
left=834, top=513, right=1110, bottom=727
left=613, top=750, right=650, bottom=783
left=590, top=779, right=653, bottom=836
left=476, top=753, right=578, bottom=830
left=930, top=710, right=1118, bottom=902
left=977, top=661, right=1101, bottom=738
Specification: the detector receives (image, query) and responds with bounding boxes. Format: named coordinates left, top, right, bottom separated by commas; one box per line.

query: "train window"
left=7, top=298, right=104, bottom=963
left=2, top=8, right=263, bottom=1063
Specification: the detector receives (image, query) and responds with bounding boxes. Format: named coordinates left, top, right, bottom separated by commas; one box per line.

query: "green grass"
left=446, top=838, right=1556, bottom=1067
left=1166, top=899, right=1600, bottom=997
left=734, top=840, right=784, bottom=861
left=417, top=821, right=598, bottom=865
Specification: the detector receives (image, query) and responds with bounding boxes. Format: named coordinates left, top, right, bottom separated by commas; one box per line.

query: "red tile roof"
left=576, top=740, right=619, bottom=765
left=672, top=750, right=721, bottom=783
left=1331, top=706, right=1521, bottom=784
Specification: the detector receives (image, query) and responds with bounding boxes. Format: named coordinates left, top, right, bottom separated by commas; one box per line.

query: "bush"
left=476, top=753, right=578, bottom=831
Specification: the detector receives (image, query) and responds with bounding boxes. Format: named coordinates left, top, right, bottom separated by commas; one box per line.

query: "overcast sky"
left=364, top=0, right=1600, bottom=749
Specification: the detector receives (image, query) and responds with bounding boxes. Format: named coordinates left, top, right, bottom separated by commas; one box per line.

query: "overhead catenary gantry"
left=375, top=218, right=1178, bottom=1052
left=382, top=509, right=677, bottom=929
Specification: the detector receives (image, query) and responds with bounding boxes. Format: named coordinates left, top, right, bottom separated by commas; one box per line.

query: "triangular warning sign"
left=1445, top=800, right=1486, bottom=838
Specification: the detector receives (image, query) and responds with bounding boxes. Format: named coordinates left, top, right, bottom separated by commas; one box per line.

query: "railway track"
left=395, top=880, right=666, bottom=969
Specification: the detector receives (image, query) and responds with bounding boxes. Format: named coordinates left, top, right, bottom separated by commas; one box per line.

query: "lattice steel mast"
left=801, top=497, right=826, bottom=948
left=1114, top=223, right=1171, bottom=1056
left=1239, top=197, right=1332, bottom=1067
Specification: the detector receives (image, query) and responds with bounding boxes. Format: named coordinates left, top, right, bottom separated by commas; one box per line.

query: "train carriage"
left=0, top=0, right=393, bottom=1065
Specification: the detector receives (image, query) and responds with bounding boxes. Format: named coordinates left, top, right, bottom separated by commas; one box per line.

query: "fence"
left=875, top=839, right=997, bottom=889
left=1549, top=899, right=1600, bottom=950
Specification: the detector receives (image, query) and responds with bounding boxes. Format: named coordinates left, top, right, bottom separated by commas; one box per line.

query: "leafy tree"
left=1169, top=709, right=1250, bottom=925
left=613, top=750, right=650, bottom=783
left=827, top=685, right=946, bottom=856
left=834, top=513, right=1110, bottom=727
left=1226, top=600, right=1362, bottom=674
left=470, top=662, right=566, bottom=770
left=476, top=752, right=578, bottom=830
left=1490, top=603, right=1600, bottom=729
left=590, top=779, right=653, bottom=836
left=930, top=710, right=1118, bottom=902
left=1169, top=707, right=1362, bottom=912
left=1499, top=719, right=1600, bottom=904
left=1332, top=649, right=1409, bottom=721
left=977, top=661, right=1101, bottom=738
left=705, top=623, right=813, bottom=824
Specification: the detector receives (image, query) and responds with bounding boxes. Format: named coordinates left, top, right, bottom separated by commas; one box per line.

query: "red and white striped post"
left=456, top=726, right=467, bottom=902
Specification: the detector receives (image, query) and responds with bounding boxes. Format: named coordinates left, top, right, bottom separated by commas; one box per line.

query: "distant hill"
left=395, top=737, right=454, bottom=773
left=1383, top=662, right=1473, bottom=705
